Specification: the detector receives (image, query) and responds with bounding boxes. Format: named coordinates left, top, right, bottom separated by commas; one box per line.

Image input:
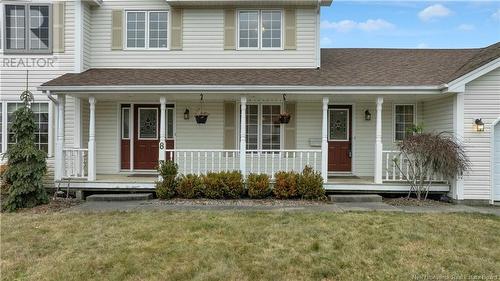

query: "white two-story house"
left=1, top=0, right=499, bottom=204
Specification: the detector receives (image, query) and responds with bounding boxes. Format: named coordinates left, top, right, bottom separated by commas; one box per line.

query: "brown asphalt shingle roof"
left=42, top=42, right=500, bottom=88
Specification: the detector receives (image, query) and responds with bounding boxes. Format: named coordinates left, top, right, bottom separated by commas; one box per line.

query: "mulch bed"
left=16, top=198, right=81, bottom=214
left=155, top=198, right=329, bottom=207
left=384, top=197, right=451, bottom=207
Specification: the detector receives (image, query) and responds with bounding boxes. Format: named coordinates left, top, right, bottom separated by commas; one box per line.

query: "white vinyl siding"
left=462, top=67, right=500, bottom=201
left=422, top=96, right=454, bottom=135
left=89, top=1, right=317, bottom=68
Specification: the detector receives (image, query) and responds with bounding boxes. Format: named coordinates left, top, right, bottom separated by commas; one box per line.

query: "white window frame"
left=239, top=103, right=283, bottom=151
left=5, top=102, right=50, bottom=153
left=137, top=107, right=159, bottom=140
left=165, top=106, right=175, bottom=140
left=121, top=107, right=130, bottom=140
left=237, top=9, right=283, bottom=51
left=2, top=3, right=53, bottom=54
left=124, top=10, right=169, bottom=50
left=328, top=108, right=350, bottom=142
left=393, top=104, right=416, bottom=142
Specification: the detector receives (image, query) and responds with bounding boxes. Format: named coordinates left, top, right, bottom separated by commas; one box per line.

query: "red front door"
left=134, top=105, right=160, bottom=170
left=328, top=105, right=352, bottom=172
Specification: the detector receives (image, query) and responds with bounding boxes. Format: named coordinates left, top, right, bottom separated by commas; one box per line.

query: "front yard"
left=1, top=211, right=499, bottom=281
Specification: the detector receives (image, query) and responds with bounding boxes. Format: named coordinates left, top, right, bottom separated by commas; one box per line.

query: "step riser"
left=329, top=194, right=382, bottom=203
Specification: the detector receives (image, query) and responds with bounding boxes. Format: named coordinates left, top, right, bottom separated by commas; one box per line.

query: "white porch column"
left=159, top=97, right=166, bottom=163
left=55, top=94, right=65, bottom=180
left=88, top=97, right=96, bottom=181
left=453, top=92, right=465, bottom=200
left=374, top=97, right=384, bottom=184
left=240, top=96, right=247, bottom=177
left=321, top=97, right=329, bottom=183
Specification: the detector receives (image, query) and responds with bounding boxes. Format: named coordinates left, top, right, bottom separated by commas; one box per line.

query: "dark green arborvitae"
left=2, top=104, right=48, bottom=211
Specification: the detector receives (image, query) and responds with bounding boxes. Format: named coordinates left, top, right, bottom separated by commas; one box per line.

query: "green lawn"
left=1, top=211, right=499, bottom=281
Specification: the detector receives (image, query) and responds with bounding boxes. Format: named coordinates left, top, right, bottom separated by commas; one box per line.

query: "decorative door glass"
left=138, top=108, right=158, bottom=139
left=329, top=109, right=349, bottom=141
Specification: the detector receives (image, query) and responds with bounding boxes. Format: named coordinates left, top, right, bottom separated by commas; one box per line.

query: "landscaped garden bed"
left=155, top=160, right=325, bottom=201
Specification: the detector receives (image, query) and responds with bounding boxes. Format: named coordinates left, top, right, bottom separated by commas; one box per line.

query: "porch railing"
left=63, top=148, right=88, bottom=178
left=166, top=149, right=240, bottom=175
left=165, top=149, right=322, bottom=178
left=246, top=150, right=322, bottom=178
left=382, top=150, right=447, bottom=183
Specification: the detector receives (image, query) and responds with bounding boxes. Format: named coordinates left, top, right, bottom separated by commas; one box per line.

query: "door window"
left=138, top=108, right=158, bottom=139
left=329, top=109, right=349, bottom=141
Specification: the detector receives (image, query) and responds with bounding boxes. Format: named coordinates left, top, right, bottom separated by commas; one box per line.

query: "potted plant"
left=279, top=112, right=291, bottom=124
left=195, top=93, right=209, bottom=124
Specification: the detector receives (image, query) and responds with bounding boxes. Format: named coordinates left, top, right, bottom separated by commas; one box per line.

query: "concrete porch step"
left=328, top=194, right=382, bottom=203
left=86, top=193, right=153, bottom=202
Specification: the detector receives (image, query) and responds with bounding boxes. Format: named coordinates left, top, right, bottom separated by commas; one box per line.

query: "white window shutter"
left=111, top=10, right=123, bottom=50
left=52, top=2, right=65, bottom=53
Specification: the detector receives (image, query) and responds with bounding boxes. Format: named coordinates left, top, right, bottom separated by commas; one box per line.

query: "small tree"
left=394, top=132, right=469, bottom=200
left=2, top=92, right=48, bottom=211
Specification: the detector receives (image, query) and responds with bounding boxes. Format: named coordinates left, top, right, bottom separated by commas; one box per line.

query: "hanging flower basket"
left=195, top=113, right=209, bottom=124
left=279, top=112, right=291, bottom=124
left=195, top=93, right=209, bottom=124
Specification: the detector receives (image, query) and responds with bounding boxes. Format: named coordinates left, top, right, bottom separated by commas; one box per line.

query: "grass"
left=1, top=211, right=499, bottom=281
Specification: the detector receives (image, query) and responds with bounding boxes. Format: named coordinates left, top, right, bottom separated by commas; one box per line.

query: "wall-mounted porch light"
left=475, top=118, right=484, bottom=132
left=364, top=110, right=372, bottom=121
left=184, top=108, right=190, bottom=120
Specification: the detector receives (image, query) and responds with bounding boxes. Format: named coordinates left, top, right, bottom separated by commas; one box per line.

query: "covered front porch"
left=51, top=91, right=452, bottom=192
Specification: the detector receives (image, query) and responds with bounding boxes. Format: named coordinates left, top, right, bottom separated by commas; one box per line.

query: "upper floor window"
left=238, top=10, right=282, bottom=50
left=394, top=104, right=415, bottom=141
left=3, top=4, right=52, bottom=53
left=126, top=11, right=168, bottom=49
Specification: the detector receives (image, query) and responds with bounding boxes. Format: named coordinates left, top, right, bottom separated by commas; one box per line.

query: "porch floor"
left=59, top=174, right=450, bottom=193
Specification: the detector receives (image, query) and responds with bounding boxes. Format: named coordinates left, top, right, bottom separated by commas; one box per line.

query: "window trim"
left=5, top=102, right=49, bottom=153
left=240, top=103, right=283, bottom=151
left=3, top=3, right=53, bottom=54
left=393, top=103, right=416, bottom=142
left=124, top=10, right=169, bottom=50
left=236, top=9, right=283, bottom=51
left=121, top=107, right=130, bottom=140
left=165, top=106, right=175, bottom=140
left=137, top=107, right=159, bottom=140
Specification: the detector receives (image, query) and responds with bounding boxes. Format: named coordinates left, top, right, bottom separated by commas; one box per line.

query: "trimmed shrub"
left=273, top=171, right=299, bottom=199
left=203, top=171, right=245, bottom=199
left=155, top=160, right=178, bottom=199
left=176, top=174, right=204, bottom=199
left=247, top=173, right=271, bottom=199
left=3, top=104, right=48, bottom=211
left=297, top=166, right=325, bottom=200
